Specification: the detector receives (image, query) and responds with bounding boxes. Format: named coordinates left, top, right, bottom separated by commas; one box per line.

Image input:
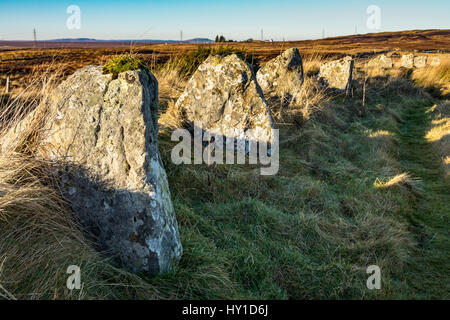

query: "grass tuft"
left=412, top=62, right=450, bottom=97
left=103, top=55, right=150, bottom=79
left=163, top=46, right=258, bottom=77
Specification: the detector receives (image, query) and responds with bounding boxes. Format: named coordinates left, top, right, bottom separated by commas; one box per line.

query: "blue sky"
left=0, top=0, right=449, bottom=41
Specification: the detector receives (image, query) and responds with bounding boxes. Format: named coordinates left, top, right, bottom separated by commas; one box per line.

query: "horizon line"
left=1, top=28, right=449, bottom=43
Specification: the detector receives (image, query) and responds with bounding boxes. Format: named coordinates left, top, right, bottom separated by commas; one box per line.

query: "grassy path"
left=395, top=101, right=450, bottom=299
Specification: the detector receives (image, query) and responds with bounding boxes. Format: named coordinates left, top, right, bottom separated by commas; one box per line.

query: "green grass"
left=391, top=101, right=450, bottom=299
left=153, top=73, right=449, bottom=299
left=103, top=55, right=150, bottom=79
left=154, top=90, right=421, bottom=299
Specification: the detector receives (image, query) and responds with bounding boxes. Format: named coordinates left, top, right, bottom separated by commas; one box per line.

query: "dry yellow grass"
left=155, top=67, right=188, bottom=131
left=412, top=61, right=450, bottom=96
left=159, top=99, right=185, bottom=130
left=272, top=76, right=329, bottom=123
left=374, top=173, right=424, bottom=195
left=302, top=52, right=325, bottom=77
left=0, top=73, right=96, bottom=299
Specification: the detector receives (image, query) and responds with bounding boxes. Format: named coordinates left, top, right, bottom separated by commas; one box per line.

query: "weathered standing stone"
left=176, top=54, right=274, bottom=144
left=40, top=66, right=182, bottom=275
left=401, top=54, right=414, bottom=68
left=318, top=56, right=354, bottom=92
left=256, top=48, right=304, bottom=105
left=414, top=56, right=428, bottom=68
left=430, top=56, right=441, bottom=67
left=367, top=54, right=393, bottom=69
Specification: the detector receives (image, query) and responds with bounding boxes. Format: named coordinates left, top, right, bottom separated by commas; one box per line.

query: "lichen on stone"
left=176, top=54, right=275, bottom=145
left=256, top=48, right=304, bottom=106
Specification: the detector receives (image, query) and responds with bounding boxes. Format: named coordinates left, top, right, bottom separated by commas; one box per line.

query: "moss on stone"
left=212, top=56, right=223, bottom=65
left=103, top=55, right=150, bottom=79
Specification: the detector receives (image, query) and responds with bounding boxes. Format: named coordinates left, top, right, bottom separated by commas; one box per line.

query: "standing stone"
left=414, top=56, right=428, bottom=68
left=430, top=56, right=441, bottom=67
left=367, top=54, right=393, bottom=69
left=38, top=66, right=182, bottom=275
left=318, top=56, right=354, bottom=92
left=401, top=54, right=414, bottom=68
left=256, top=48, right=304, bottom=105
left=176, top=54, right=274, bottom=145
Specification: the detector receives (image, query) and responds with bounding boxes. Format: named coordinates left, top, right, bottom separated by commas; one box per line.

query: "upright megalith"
left=401, top=54, right=430, bottom=69
left=367, top=54, right=393, bottom=69
left=401, top=54, right=414, bottom=68
left=175, top=54, right=274, bottom=145
left=414, top=56, right=428, bottom=68
left=256, top=48, right=304, bottom=105
left=318, top=56, right=354, bottom=92
left=39, top=66, right=182, bottom=275
left=430, top=56, right=441, bottom=67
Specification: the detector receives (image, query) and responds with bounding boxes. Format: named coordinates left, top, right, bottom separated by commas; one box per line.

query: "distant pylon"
left=33, top=28, right=37, bottom=47
left=322, top=28, right=325, bottom=39
left=180, top=30, right=183, bottom=42
left=261, top=28, right=263, bottom=41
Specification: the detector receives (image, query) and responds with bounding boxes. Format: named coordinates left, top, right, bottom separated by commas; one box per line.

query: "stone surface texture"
left=256, top=48, right=304, bottom=104
left=318, top=56, right=354, bottom=92
left=367, top=54, right=393, bottom=69
left=430, top=56, right=441, bottom=67
left=414, top=56, right=428, bottom=68
left=401, top=54, right=414, bottom=68
left=176, top=54, right=274, bottom=144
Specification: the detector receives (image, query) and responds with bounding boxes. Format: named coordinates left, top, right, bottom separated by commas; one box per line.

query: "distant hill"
left=0, top=29, right=448, bottom=51
left=48, top=38, right=214, bottom=44
left=292, top=29, right=450, bottom=53
left=48, top=38, right=98, bottom=42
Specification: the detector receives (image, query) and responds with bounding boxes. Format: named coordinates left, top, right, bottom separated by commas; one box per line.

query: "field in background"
left=0, top=30, right=449, bottom=300
left=1, top=29, right=450, bottom=96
